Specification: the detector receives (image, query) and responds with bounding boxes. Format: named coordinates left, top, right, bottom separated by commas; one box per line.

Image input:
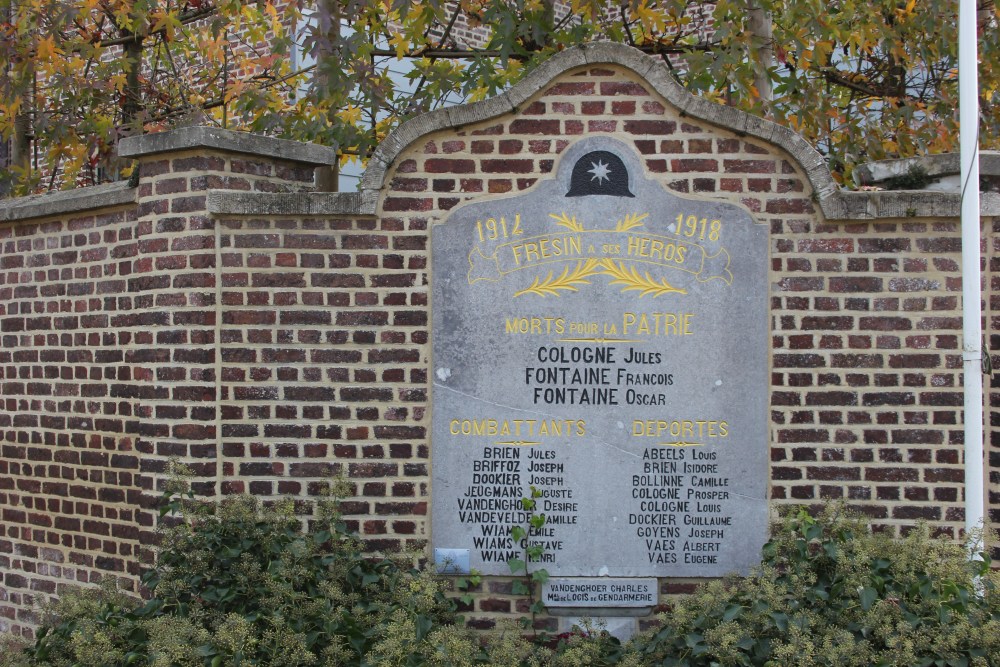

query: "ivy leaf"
left=414, top=614, right=433, bottom=642
left=859, top=587, right=878, bottom=611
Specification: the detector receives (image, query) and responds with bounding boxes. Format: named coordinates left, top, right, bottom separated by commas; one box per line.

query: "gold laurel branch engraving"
left=599, top=259, right=688, bottom=297
left=658, top=442, right=705, bottom=448
left=614, top=212, right=649, bottom=232
left=496, top=441, right=542, bottom=447
left=513, top=259, right=603, bottom=298
left=549, top=211, right=585, bottom=232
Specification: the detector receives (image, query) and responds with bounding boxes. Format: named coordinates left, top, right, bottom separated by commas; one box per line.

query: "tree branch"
left=144, top=63, right=318, bottom=124
left=89, top=6, right=218, bottom=48
left=819, top=67, right=898, bottom=100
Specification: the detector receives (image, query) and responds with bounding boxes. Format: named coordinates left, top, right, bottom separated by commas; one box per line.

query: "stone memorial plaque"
left=431, top=136, right=768, bottom=579
left=542, top=577, right=657, bottom=608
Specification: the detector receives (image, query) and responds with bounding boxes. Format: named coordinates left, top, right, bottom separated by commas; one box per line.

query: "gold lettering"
left=504, top=317, right=565, bottom=335
left=511, top=244, right=524, bottom=266
left=567, top=235, right=582, bottom=256
left=622, top=312, right=695, bottom=336
left=539, top=238, right=552, bottom=258
left=650, top=239, right=664, bottom=259
left=631, top=419, right=729, bottom=438
left=448, top=418, right=587, bottom=438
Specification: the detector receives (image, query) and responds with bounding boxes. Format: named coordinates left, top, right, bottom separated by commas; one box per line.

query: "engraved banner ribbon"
left=468, top=230, right=732, bottom=285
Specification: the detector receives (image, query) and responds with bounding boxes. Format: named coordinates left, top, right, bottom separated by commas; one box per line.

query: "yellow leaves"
left=614, top=213, right=648, bottom=233
left=149, top=10, right=183, bottom=42
left=601, top=260, right=686, bottom=298
left=224, top=79, right=246, bottom=102
left=514, top=260, right=603, bottom=298
left=634, top=1, right=673, bottom=36
left=264, top=1, right=282, bottom=34
left=373, top=116, right=396, bottom=144
left=895, top=0, right=916, bottom=21
left=336, top=105, right=363, bottom=126
left=338, top=152, right=358, bottom=169
left=35, top=35, right=60, bottom=60
left=112, top=3, right=134, bottom=32
left=0, top=99, right=22, bottom=135
left=197, top=33, right=228, bottom=63
left=388, top=32, right=408, bottom=59
left=797, top=48, right=814, bottom=71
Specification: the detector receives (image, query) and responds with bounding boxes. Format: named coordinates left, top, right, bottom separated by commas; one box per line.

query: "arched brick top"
left=360, top=42, right=840, bottom=217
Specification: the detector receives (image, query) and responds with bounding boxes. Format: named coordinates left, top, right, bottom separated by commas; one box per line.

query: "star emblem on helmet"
left=588, top=160, right=612, bottom=185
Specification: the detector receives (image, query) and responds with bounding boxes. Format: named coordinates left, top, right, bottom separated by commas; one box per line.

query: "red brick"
left=546, top=82, right=595, bottom=95
left=600, top=81, right=648, bottom=95
left=424, top=158, right=476, bottom=173
left=509, top=119, right=560, bottom=134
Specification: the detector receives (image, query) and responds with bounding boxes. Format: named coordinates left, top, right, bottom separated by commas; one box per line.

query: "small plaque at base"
left=542, top=577, right=657, bottom=608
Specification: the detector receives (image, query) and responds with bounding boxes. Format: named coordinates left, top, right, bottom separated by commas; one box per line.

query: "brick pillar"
left=118, top=127, right=338, bottom=549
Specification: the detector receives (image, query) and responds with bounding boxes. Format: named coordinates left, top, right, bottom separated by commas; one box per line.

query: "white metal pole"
left=959, top=0, right=984, bottom=550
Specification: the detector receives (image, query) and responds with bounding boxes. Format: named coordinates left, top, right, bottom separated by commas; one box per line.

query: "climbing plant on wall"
left=1, top=0, right=998, bottom=193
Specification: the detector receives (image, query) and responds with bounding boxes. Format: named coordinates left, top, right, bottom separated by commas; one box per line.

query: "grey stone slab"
left=358, top=188, right=380, bottom=216
left=820, top=190, right=994, bottom=220
left=707, top=104, right=750, bottom=136
left=0, top=181, right=136, bottom=222
left=582, top=41, right=656, bottom=78
left=431, top=137, right=769, bottom=582
left=448, top=95, right=516, bottom=129
left=741, top=114, right=777, bottom=146
left=371, top=109, right=451, bottom=170
left=819, top=193, right=854, bottom=220
left=856, top=153, right=962, bottom=184
left=874, top=192, right=960, bottom=218
left=640, top=60, right=687, bottom=106
left=855, top=151, right=1000, bottom=193
left=119, top=126, right=338, bottom=166
left=206, top=191, right=364, bottom=216
left=822, top=191, right=968, bottom=221
left=983, top=191, right=1000, bottom=216
left=985, top=152, right=1000, bottom=179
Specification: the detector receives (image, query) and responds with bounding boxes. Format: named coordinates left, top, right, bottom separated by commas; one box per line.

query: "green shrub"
left=629, top=506, right=1000, bottom=667
left=7, top=485, right=483, bottom=667
left=4, top=499, right=998, bottom=667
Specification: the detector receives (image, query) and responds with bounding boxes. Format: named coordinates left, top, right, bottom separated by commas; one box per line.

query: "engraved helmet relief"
left=566, top=150, right=636, bottom=198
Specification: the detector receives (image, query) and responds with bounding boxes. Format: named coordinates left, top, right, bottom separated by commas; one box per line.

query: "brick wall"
left=0, top=205, right=143, bottom=631
left=0, top=142, right=327, bottom=635
left=1, top=45, right=995, bottom=636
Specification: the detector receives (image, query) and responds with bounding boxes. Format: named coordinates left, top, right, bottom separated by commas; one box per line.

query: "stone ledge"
left=119, top=126, right=338, bottom=166
left=824, top=190, right=1000, bottom=220
left=0, top=181, right=136, bottom=223
left=207, top=190, right=374, bottom=217
left=856, top=152, right=1000, bottom=184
